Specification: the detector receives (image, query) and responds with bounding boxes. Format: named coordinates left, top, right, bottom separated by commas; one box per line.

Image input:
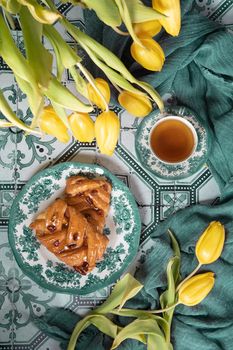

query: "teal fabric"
left=35, top=1, right=233, bottom=349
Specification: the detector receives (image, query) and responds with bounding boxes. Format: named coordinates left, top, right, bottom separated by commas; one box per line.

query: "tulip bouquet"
left=67, top=221, right=225, bottom=350
left=0, top=0, right=181, bottom=155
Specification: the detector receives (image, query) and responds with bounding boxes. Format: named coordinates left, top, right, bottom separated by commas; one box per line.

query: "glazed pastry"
left=86, top=223, right=109, bottom=269
left=44, top=198, right=67, bottom=233
left=65, top=176, right=107, bottom=196
left=66, top=206, right=87, bottom=248
left=82, top=209, right=105, bottom=233
left=30, top=176, right=111, bottom=275
left=36, top=229, right=67, bottom=254
left=65, top=176, right=111, bottom=216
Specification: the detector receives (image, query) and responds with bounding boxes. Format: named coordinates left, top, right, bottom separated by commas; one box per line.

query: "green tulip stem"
left=148, top=302, right=180, bottom=314
left=76, top=62, right=109, bottom=112
left=112, top=302, right=179, bottom=316
left=112, top=27, right=129, bottom=36
left=176, top=263, right=202, bottom=292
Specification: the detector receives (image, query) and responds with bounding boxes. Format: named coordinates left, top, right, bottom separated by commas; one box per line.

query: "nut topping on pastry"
left=30, top=176, right=111, bottom=274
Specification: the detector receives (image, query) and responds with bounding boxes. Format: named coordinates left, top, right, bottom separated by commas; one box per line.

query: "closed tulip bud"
left=39, top=105, right=69, bottom=143
left=118, top=91, right=152, bottom=117
left=69, top=112, right=95, bottom=143
left=133, top=20, right=162, bottom=37
left=87, top=78, right=111, bottom=110
left=152, top=0, right=181, bottom=37
left=196, top=221, right=225, bottom=265
left=178, top=272, right=215, bottom=306
left=95, top=111, right=120, bottom=156
left=130, top=38, right=165, bottom=71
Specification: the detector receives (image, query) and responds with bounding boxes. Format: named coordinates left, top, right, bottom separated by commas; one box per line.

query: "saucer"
left=135, top=106, right=210, bottom=180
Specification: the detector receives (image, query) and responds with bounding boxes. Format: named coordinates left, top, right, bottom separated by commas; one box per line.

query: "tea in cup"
left=150, top=116, right=198, bottom=164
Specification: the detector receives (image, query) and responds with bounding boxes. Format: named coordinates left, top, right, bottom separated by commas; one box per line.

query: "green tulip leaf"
left=124, top=0, right=165, bottom=23
left=0, top=90, right=41, bottom=134
left=43, top=25, right=81, bottom=69
left=160, top=255, right=180, bottom=344
left=0, top=12, right=44, bottom=121
left=168, top=229, right=181, bottom=264
left=0, top=0, right=21, bottom=14
left=68, top=314, right=118, bottom=350
left=17, top=0, right=61, bottom=24
left=114, top=0, right=142, bottom=45
left=147, top=333, right=169, bottom=350
left=20, top=7, right=53, bottom=90
left=160, top=257, right=179, bottom=310
left=14, top=73, right=44, bottom=127
left=110, top=318, right=167, bottom=350
left=96, top=274, right=143, bottom=314
left=61, top=19, right=137, bottom=82
left=0, top=13, right=38, bottom=88
left=111, top=308, right=170, bottom=339
left=80, top=44, right=146, bottom=95
left=45, top=77, right=93, bottom=113
left=81, top=0, right=122, bottom=27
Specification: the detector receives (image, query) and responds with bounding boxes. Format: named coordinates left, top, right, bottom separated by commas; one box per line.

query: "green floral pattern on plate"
left=8, top=162, right=141, bottom=294
left=135, top=106, right=210, bottom=179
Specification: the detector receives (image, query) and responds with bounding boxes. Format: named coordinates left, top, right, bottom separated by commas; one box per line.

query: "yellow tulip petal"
left=69, top=112, right=95, bottom=143
left=152, top=0, right=181, bottom=36
left=133, top=20, right=162, bottom=38
left=95, top=111, right=120, bottom=156
left=87, top=78, right=111, bottom=110
left=196, top=221, right=225, bottom=265
left=39, top=105, right=70, bottom=143
left=118, top=91, right=152, bottom=117
left=178, top=272, right=215, bottom=307
left=130, top=38, right=165, bottom=71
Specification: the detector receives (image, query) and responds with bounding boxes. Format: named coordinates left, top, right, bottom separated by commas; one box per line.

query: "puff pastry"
left=30, top=176, right=111, bottom=275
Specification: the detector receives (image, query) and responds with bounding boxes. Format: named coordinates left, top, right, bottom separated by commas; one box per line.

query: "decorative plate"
left=8, top=162, right=141, bottom=294
left=135, top=106, right=210, bottom=180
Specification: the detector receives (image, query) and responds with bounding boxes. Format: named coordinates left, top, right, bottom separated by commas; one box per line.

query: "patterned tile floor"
left=0, top=0, right=232, bottom=348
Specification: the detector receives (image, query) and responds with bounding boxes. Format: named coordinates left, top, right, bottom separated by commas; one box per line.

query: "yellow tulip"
left=118, top=91, right=152, bottom=117
left=178, top=272, right=215, bottom=306
left=133, top=20, right=162, bottom=38
left=152, top=0, right=181, bottom=36
left=196, top=221, right=225, bottom=265
left=130, top=38, right=165, bottom=71
left=87, top=78, right=111, bottom=110
left=95, top=111, right=120, bottom=156
left=69, top=112, right=95, bottom=143
left=39, top=105, right=69, bottom=143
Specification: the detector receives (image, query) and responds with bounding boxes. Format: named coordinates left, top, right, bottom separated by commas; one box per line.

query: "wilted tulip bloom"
left=152, top=0, right=181, bottom=36
left=178, top=272, right=215, bottom=306
left=95, top=111, right=120, bottom=156
left=133, top=20, right=162, bottom=37
left=196, top=221, right=225, bottom=265
left=118, top=91, right=152, bottom=117
left=130, top=38, right=165, bottom=71
left=69, top=112, right=95, bottom=143
left=87, top=78, right=111, bottom=110
left=39, top=105, right=69, bottom=143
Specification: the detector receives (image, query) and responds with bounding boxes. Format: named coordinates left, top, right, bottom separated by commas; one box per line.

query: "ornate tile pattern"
left=0, top=1, right=230, bottom=348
